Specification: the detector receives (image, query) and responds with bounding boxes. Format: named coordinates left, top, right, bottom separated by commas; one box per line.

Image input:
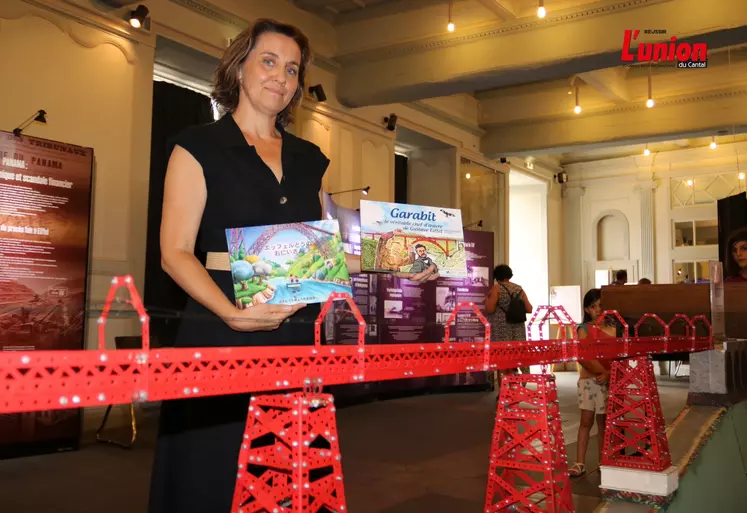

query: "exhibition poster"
left=433, top=230, right=495, bottom=387
left=359, top=200, right=468, bottom=278
left=0, top=130, right=93, bottom=457
left=225, top=221, right=352, bottom=308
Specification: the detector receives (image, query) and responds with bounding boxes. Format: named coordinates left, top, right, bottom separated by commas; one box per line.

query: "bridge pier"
left=231, top=391, right=347, bottom=513
left=599, top=356, right=678, bottom=507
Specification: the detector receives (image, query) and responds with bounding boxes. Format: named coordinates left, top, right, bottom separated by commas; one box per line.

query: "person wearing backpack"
left=484, top=265, right=533, bottom=376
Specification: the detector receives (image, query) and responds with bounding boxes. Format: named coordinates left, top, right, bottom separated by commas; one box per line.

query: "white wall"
left=509, top=175, right=549, bottom=308
left=563, top=141, right=747, bottom=290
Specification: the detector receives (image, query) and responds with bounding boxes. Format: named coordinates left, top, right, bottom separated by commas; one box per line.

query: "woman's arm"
left=485, top=284, right=499, bottom=313
left=160, top=146, right=238, bottom=321
left=521, top=289, right=533, bottom=313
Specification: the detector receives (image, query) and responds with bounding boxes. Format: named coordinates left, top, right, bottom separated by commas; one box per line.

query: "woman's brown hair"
left=212, top=19, right=312, bottom=127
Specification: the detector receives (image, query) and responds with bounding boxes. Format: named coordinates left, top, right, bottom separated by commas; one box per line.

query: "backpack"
left=499, top=284, right=527, bottom=324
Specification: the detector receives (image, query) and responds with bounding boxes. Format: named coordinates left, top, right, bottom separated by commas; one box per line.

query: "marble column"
left=635, top=181, right=657, bottom=282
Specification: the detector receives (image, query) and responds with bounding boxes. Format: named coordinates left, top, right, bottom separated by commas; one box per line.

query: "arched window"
left=592, top=210, right=630, bottom=261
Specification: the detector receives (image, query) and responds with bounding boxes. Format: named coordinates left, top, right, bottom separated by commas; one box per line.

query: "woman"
left=725, top=226, right=747, bottom=282
left=149, top=19, right=429, bottom=513
left=569, top=288, right=612, bottom=478
left=484, top=265, right=532, bottom=375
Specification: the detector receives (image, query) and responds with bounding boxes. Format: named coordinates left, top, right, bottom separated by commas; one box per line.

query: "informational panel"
left=549, top=285, right=582, bottom=325
left=323, top=193, right=495, bottom=394
left=0, top=130, right=93, bottom=458
left=433, top=230, right=494, bottom=387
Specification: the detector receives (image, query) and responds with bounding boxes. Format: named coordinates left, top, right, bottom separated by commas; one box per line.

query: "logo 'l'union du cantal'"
left=621, top=29, right=708, bottom=68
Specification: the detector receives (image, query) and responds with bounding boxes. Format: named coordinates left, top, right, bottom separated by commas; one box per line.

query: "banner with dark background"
left=0, top=130, right=93, bottom=458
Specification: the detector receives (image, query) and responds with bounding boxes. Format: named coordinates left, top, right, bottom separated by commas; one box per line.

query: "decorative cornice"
left=3, top=0, right=145, bottom=63
left=407, top=100, right=485, bottom=138
left=169, top=0, right=246, bottom=28
left=335, top=0, right=671, bottom=64
left=167, top=0, right=342, bottom=72
left=297, top=101, right=394, bottom=140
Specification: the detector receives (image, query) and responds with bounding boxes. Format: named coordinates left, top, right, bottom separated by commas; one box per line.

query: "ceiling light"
left=447, top=2, right=454, bottom=32
left=537, top=1, right=546, bottom=18
left=465, top=173, right=471, bottom=179
left=739, top=172, right=745, bottom=180
left=686, top=179, right=694, bottom=187
left=573, top=83, right=581, bottom=114
left=646, top=70, right=654, bottom=108
left=129, top=5, right=149, bottom=29
left=643, top=146, right=651, bottom=156
left=710, top=137, right=717, bottom=150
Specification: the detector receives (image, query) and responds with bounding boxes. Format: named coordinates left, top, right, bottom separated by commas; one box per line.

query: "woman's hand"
left=223, top=303, right=307, bottom=332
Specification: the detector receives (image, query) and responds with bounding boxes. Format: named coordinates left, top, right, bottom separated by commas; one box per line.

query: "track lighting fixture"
left=308, top=84, right=327, bottom=102
left=129, top=5, right=149, bottom=29
left=13, top=109, right=47, bottom=137
left=384, top=114, right=397, bottom=131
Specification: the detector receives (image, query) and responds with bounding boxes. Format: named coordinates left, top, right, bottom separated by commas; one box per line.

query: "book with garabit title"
left=225, top=220, right=352, bottom=308
left=359, top=200, right=468, bottom=278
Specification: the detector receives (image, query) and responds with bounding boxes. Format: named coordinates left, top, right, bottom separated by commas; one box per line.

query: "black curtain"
left=717, top=192, right=747, bottom=268
left=144, top=81, right=214, bottom=347
left=394, top=153, right=408, bottom=204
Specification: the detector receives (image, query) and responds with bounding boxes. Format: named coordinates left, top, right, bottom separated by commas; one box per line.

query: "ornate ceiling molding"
left=167, top=0, right=341, bottom=73
left=335, top=0, right=672, bottom=65
left=407, top=100, right=486, bottom=138
left=168, top=0, right=246, bottom=29
left=3, top=0, right=143, bottom=63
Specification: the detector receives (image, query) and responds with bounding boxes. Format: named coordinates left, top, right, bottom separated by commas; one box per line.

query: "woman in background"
left=485, top=264, right=533, bottom=375
left=725, top=226, right=747, bottom=282
left=569, top=288, right=613, bottom=478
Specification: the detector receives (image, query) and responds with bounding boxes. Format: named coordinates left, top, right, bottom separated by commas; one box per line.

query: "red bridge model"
left=0, top=276, right=713, bottom=513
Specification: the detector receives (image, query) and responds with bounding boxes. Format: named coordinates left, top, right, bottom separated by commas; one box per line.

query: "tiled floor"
left=0, top=372, right=690, bottom=513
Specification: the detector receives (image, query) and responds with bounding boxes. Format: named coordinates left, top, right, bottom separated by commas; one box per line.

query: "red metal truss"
left=600, top=355, right=672, bottom=472
left=0, top=276, right=717, bottom=513
left=485, top=373, right=573, bottom=513
left=232, top=392, right=347, bottom=513
left=0, top=275, right=713, bottom=416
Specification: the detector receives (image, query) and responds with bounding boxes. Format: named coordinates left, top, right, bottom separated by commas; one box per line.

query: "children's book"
left=359, top=200, right=468, bottom=278
left=225, top=220, right=352, bottom=308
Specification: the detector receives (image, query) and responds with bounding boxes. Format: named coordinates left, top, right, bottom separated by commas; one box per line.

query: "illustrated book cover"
left=359, top=200, right=468, bottom=278
left=225, top=220, right=352, bottom=308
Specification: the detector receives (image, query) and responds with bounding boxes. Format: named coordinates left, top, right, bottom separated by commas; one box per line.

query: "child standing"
left=569, top=288, right=612, bottom=478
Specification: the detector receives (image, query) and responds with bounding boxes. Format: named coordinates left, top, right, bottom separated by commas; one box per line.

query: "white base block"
left=600, top=465, right=679, bottom=496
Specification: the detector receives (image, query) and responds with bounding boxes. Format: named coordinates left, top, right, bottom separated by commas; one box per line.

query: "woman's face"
left=732, top=239, right=747, bottom=270
left=239, top=32, right=301, bottom=118
left=585, top=298, right=602, bottom=322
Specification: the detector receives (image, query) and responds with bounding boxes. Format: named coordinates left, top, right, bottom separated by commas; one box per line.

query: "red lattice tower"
left=526, top=305, right=579, bottom=367
left=231, top=391, right=347, bottom=513
left=601, top=313, right=712, bottom=471
left=485, top=373, right=573, bottom=512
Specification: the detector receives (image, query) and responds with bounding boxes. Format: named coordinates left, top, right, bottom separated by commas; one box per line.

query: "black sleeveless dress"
left=147, top=114, right=329, bottom=513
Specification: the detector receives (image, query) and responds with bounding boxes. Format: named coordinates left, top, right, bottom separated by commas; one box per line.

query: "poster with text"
left=360, top=200, right=468, bottom=278
left=0, top=130, right=93, bottom=457
left=432, top=230, right=494, bottom=386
